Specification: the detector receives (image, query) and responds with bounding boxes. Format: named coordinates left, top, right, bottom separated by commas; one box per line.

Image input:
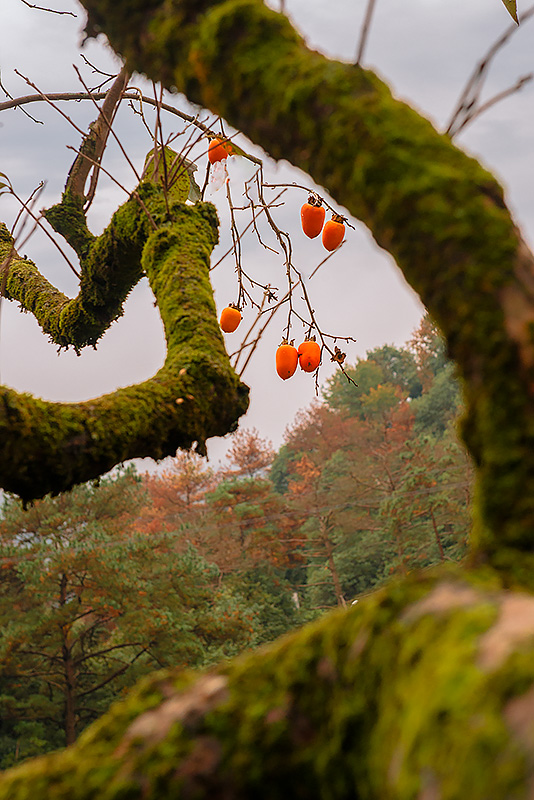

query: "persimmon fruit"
left=322, top=215, right=345, bottom=251
left=219, top=305, right=242, bottom=333
left=276, top=343, right=298, bottom=380
left=301, top=198, right=325, bottom=239
left=208, top=137, right=232, bottom=164
left=298, top=339, right=321, bottom=372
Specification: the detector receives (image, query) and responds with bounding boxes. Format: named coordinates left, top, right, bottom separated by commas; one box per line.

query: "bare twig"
left=449, top=73, right=532, bottom=137
left=10, top=182, right=46, bottom=242
left=355, top=0, right=378, bottom=66
left=65, top=146, right=157, bottom=231
left=446, top=4, right=534, bottom=136
left=235, top=289, right=294, bottom=376
left=0, top=75, right=44, bottom=124
left=19, top=0, right=76, bottom=16
left=10, top=186, right=81, bottom=278
left=210, top=190, right=287, bottom=270
left=79, top=54, right=115, bottom=80
left=69, top=65, right=134, bottom=205
left=309, top=246, right=344, bottom=279
left=152, top=82, right=171, bottom=217
left=0, top=89, right=219, bottom=140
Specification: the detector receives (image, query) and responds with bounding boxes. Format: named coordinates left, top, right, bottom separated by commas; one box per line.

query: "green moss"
left=43, top=190, right=95, bottom=258
left=2, top=190, right=148, bottom=352
left=0, top=189, right=248, bottom=502
left=4, top=570, right=534, bottom=798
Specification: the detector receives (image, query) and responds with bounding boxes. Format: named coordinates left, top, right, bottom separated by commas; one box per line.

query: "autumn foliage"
left=0, top=317, right=471, bottom=765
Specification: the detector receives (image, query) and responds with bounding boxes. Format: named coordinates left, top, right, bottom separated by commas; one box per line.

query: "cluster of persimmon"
left=276, top=338, right=321, bottom=380
left=300, top=195, right=345, bottom=251
left=208, top=136, right=233, bottom=164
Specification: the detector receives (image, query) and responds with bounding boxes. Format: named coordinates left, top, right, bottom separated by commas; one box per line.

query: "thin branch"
left=10, top=181, right=45, bottom=243
left=0, top=91, right=195, bottom=119
left=79, top=54, right=115, bottom=81
left=210, top=190, right=286, bottom=270
left=8, top=186, right=81, bottom=278
left=446, top=4, right=534, bottom=136
left=68, top=65, right=131, bottom=203
left=74, top=641, right=146, bottom=666
left=355, top=0, right=378, bottom=66
left=152, top=82, right=170, bottom=217
left=450, top=73, right=532, bottom=137
left=19, top=0, right=76, bottom=15
left=76, top=647, right=150, bottom=698
left=65, top=145, right=157, bottom=231
left=0, top=93, right=261, bottom=165
left=13, top=70, right=88, bottom=137
left=0, top=76, right=44, bottom=124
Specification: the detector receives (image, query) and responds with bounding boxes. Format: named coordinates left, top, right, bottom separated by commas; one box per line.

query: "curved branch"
left=0, top=91, right=209, bottom=129
left=0, top=198, right=248, bottom=501
left=1, top=191, right=145, bottom=351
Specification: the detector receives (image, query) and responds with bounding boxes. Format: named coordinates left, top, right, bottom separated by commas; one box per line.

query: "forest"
left=0, top=316, right=471, bottom=764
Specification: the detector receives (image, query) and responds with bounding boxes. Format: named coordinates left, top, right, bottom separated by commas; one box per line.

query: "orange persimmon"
left=322, top=215, right=345, bottom=251
left=219, top=305, right=242, bottom=333
left=298, top=339, right=321, bottom=372
left=276, top=342, right=298, bottom=380
left=301, top=198, right=325, bottom=239
left=208, top=137, right=232, bottom=164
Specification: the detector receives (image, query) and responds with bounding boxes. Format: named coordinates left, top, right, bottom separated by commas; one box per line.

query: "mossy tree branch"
left=79, top=0, right=534, bottom=583
left=4, top=567, right=534, bottom=799
left=0, top=188, right=248, bottom=501
left=1, top=190, right=148, bottom=351
left=0, top=65, right=249, bottom=501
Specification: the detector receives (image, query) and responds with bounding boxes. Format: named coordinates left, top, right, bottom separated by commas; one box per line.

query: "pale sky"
left=0, top=0, right=533, bottom=470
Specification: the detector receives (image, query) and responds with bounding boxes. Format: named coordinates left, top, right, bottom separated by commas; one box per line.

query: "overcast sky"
left=0, top=0, right=533, bottom=470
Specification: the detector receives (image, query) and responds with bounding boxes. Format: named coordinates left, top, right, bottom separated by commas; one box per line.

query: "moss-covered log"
left=0, top=189, right=248, bottom=501
left=4, top=566, right=534, bottom=799
left=79, top=0, right=534, bottom=584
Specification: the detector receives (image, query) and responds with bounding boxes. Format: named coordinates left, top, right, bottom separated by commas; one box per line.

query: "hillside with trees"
left=0, top=317, right=472, bottom=766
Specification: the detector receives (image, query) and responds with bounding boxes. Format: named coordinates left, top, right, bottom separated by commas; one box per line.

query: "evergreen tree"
left=0, top=469, right=252, bottom=761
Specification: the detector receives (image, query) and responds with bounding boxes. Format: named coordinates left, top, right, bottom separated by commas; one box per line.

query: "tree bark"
left=319, top=514, right=346, bottom=608
left=63, top=643, right=77, bottom=747
left=59, top=573, right=78, bottom=746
